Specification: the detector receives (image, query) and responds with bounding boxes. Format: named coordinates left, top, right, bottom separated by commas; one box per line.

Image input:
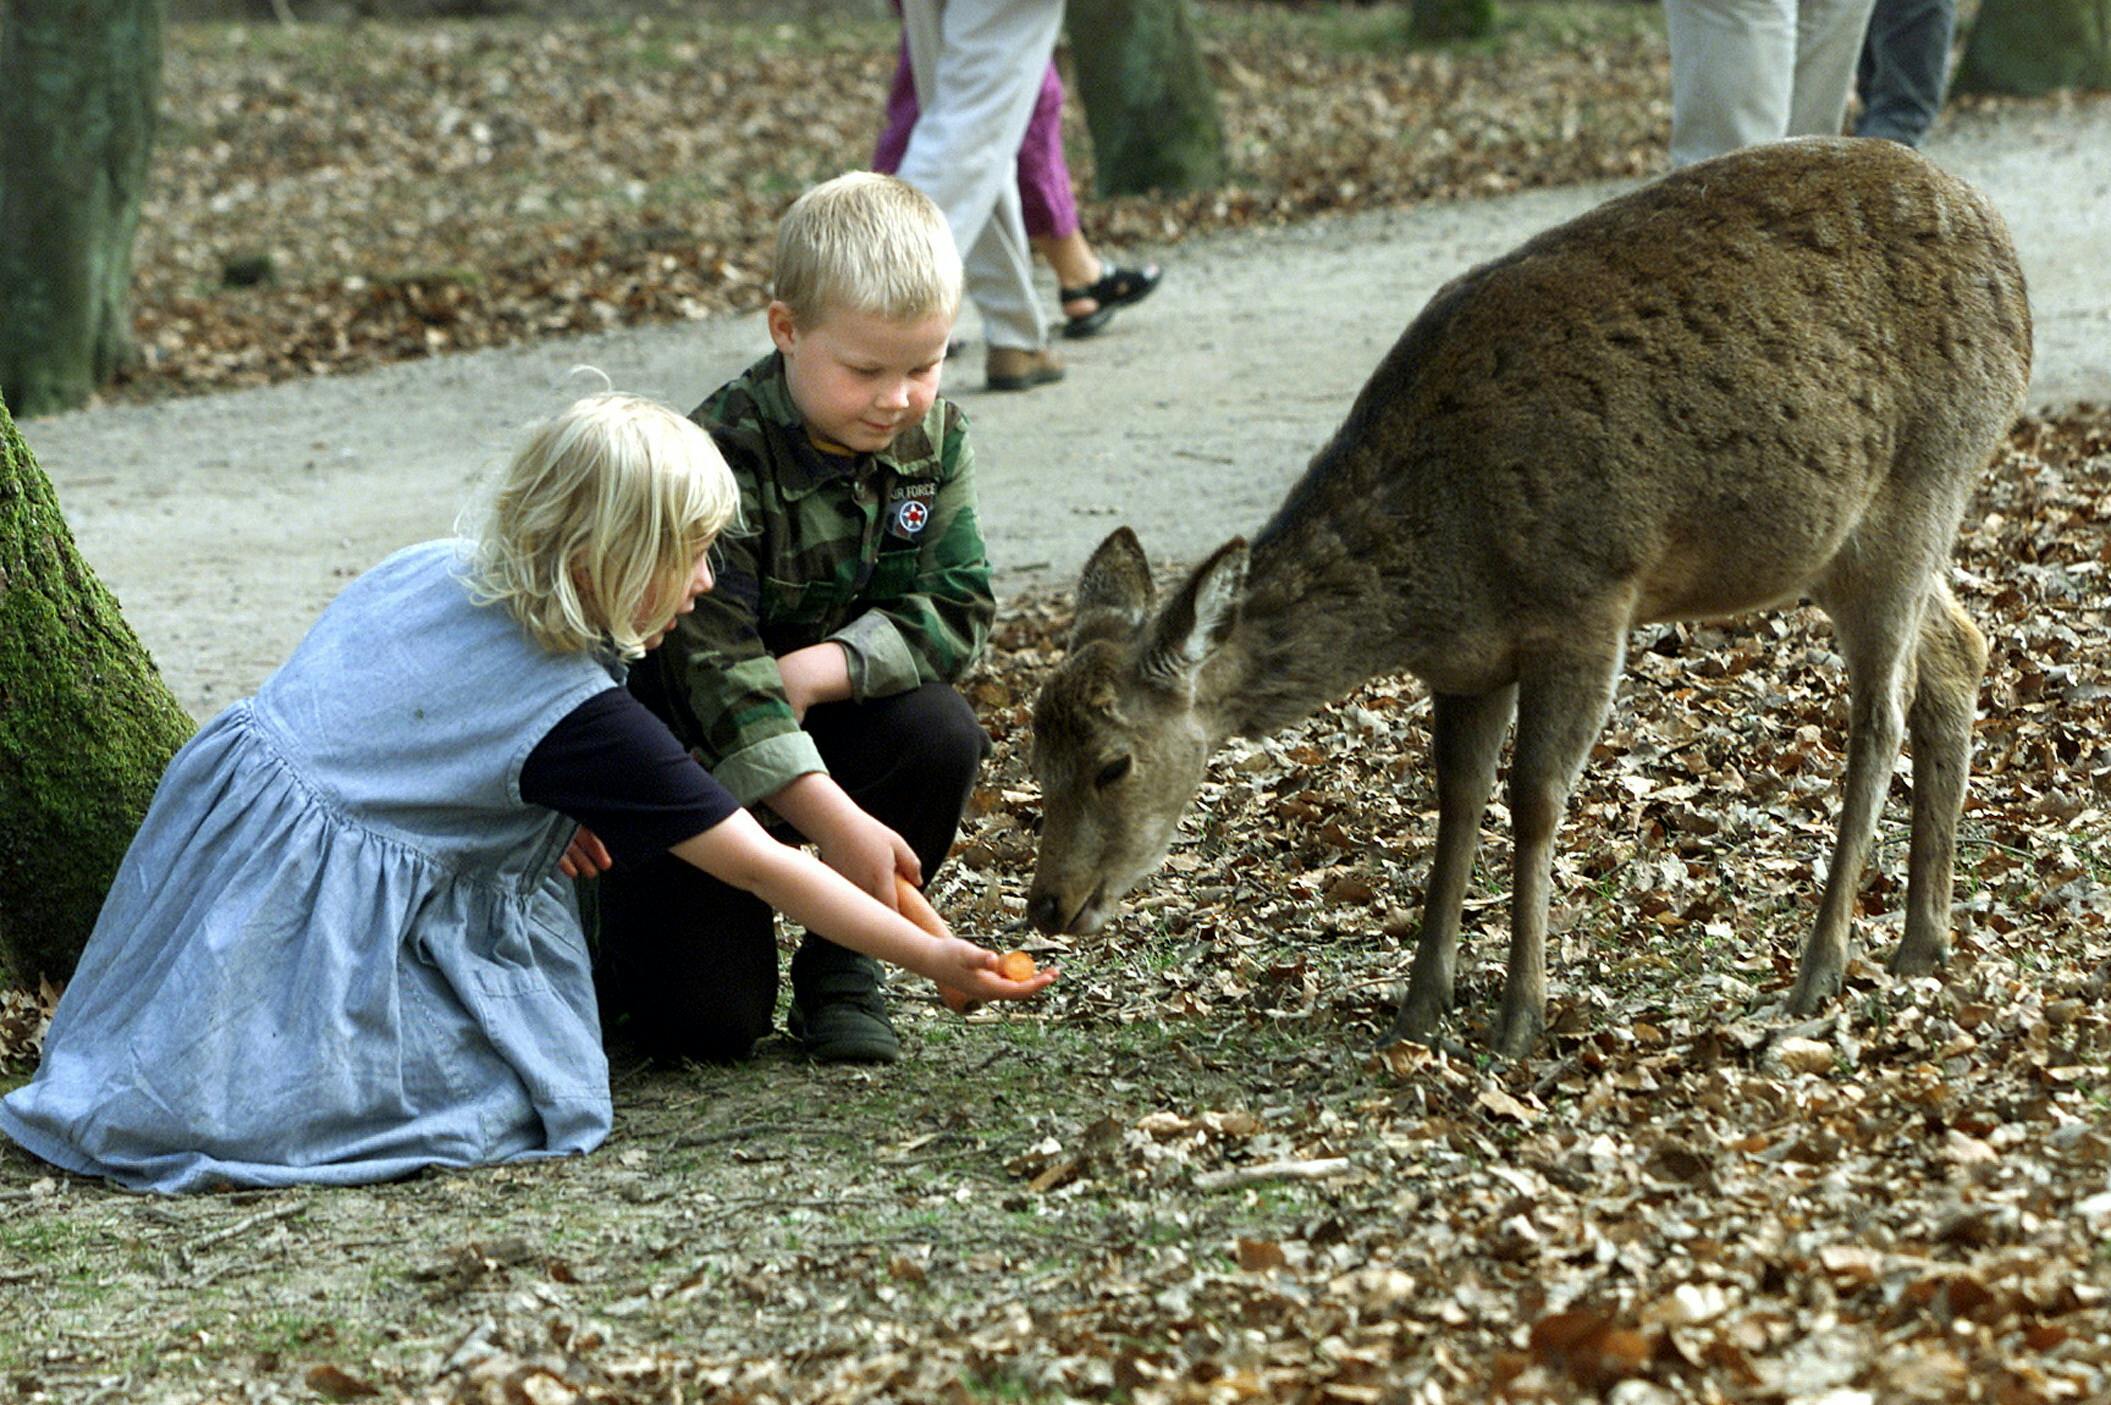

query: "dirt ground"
left=5, top=95, right=2111, bottom=1405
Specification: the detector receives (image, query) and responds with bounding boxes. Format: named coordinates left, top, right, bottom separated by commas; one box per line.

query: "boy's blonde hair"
left=463, top=392, right=739, bottom=661
left=772, top=171, right=963, bottom=327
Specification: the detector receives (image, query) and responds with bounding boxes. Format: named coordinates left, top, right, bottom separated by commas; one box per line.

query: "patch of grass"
left=1495, top=0, right=1665, bottom=54
left=238, top=1308, right=348, bottom=1357
left=375, top=263, right=487, bottom=290
left=0, top=1214, right=92, bottom=1262
left=955, top=1369, right=1049, bottom=1402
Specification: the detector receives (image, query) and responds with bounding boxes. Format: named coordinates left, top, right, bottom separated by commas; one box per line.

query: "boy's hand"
left=765, top=773, right=920, bottom=900
left=816, top=810, right=919, bottom=904
left=560, top=825, right=613, bottom=879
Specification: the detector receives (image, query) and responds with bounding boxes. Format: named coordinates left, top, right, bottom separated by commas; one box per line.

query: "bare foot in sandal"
left=1033, top=232, right=1165, bottom=339
left=1058, top=262, right=1163, bottom=338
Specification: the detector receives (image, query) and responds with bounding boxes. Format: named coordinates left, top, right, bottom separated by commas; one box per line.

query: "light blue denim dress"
left=0, top=540, right=621, bottom=1193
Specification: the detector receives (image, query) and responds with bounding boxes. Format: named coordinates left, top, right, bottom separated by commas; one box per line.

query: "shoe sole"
left=987, top=368, right=1066, bottom=391
left=1062, top=307, right=1116, bottom=339
left=1060, top=267, right=1162, bottom=339
left=802, top=1042, right=900, bottom=1064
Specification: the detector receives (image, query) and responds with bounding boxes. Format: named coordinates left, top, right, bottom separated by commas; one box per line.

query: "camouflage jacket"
left=630, top=351, right=994, bottom=807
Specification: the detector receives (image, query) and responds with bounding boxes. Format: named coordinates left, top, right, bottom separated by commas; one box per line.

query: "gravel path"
left=22, top=100, right=2110, bottom=720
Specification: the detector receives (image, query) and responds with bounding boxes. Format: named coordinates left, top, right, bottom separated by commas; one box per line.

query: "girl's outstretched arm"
left=670, top=810, right=1056, bottom=1003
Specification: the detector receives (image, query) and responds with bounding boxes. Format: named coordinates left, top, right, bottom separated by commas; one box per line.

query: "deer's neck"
left=1197, top=483, right=1430, bottom=741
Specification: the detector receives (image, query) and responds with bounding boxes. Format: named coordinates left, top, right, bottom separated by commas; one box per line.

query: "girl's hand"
left=929, top=938, right=1060, bottom=1004
left=893, top=877, right=1057, bottom=1010
left=559, top=825, right=613, bottom=879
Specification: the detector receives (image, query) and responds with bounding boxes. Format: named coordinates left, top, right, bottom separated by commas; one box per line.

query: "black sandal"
left=1060, top=262, right=1162, bottom=339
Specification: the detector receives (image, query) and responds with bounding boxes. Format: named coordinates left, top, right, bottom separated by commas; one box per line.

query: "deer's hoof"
left=1786, top=965, right=1841, bottom=1018
left=1389, top=988, right=1451, bottom=1045
left=1490, top=1006, right=1544, bottom=1062
left=1887, top=941, right=1948, bottom=979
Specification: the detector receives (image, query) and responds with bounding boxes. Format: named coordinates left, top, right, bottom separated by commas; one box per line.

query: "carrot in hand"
left=996, top=950, right=1037, bottom=982
left=894, top=873, right=948, bottom=936
left=895, top=875, right=976, bottom=1013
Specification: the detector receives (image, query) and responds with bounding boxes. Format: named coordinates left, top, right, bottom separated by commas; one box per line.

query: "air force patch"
left=886, top=480, right=937, bottom=541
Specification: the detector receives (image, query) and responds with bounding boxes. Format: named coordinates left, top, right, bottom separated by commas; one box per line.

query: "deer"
left=1025, top=138, right=2032, bottom=1059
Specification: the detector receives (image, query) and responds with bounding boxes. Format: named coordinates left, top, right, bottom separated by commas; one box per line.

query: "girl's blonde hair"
left=463, top=391, right=739, bottom=660
left=773, top=171, right=964, bottom=327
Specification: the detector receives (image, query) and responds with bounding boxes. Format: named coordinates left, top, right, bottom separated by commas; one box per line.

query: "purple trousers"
left=873, top=41, right=1080, bottom=243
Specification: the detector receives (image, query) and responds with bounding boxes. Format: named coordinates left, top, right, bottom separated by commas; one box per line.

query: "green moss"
left=0, top=393, right=196, bottom=989
left=1955, top=0, right=2111, bottom=95
left=1411, top=0, right=1497, bottom=43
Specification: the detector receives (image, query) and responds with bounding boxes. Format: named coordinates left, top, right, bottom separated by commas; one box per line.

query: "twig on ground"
left=184, top=1200, right=306, bottom=1257
left=1194, top=1158, right=1355, bottom=1191
left=668, top=1121, right=836, bottom=1147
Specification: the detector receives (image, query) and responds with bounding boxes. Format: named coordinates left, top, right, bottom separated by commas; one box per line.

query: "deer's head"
left=1027, top=528, right=1249, bottom=935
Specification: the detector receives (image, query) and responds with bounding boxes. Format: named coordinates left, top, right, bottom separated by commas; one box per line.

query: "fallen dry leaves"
left=108, top=5, right=1679, bottom=403
left=0, top=978, right=58, bottom=1071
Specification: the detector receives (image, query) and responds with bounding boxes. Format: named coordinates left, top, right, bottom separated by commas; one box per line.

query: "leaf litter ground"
left=5, top=410, right=2109, bottom=1403
left=103, top=3, right=2084, bottom=409
left=114, top=3, right=1672, bottom=401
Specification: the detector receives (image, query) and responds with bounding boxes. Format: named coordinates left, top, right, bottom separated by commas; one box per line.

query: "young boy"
left=595, top=172, right=995, bottom=1064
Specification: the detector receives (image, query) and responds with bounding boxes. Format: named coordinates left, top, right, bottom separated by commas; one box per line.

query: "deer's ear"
left=1140, top=538, right=1247, bottom=693
left=1071, top=526, right=1154, bottom=649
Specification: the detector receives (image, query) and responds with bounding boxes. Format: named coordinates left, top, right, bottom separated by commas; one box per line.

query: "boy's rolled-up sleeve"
left=659, top=494, right=827, bottom=809
left=828, top=408, right=994, bottom=698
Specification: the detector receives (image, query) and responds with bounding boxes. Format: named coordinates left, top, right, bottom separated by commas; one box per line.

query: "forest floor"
left=5, top=5, right=2111, bottom=1403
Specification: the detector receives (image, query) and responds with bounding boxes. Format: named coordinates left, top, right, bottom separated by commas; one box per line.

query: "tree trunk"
left=1954, top=0, right=2111, bottom=95
left=1064, top=0, right=1227, bottom=197
left=1412, top=0, right=1496, bottom=43
left=0, top=393, right=194, bottom=989
left=0, top=0, right=166, bottom=418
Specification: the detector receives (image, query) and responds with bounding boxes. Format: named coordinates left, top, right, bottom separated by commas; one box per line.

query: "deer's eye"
left=1095, top=755, right=1133, bottom=789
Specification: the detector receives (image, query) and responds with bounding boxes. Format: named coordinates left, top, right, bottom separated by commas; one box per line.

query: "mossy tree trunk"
left=1412, top=0, right=1496, bottom=43
left=1064, top=0, right=1226, bottom=197
left=1955, top=0, right=2111, bottom=95
left=0, top=393, right=194, bottom=989
left=0, top=0, right=167, bottom=418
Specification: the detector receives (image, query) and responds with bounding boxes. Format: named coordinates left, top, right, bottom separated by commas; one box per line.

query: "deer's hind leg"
left=1894, top=579, right=1987, bottom=977
left=1493, top=635, right=1628, bottom=1059
left=1791, top=572, right=1928, bottom=1016
left=1390, top=684, right=1517, bottom=1047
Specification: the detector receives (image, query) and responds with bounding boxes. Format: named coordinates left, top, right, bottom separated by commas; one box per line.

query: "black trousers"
left=596, top=683, right=988, bottom=1061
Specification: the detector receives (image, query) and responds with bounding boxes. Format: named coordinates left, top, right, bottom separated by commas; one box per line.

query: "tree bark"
left=1064, top=0, right=1227, bottom=197
left=0, top=393, right=194, bottom=989
left=1412, top=0, right=1496, bottom=43
left=1954, top=0, right=2111, bottom=95
left=0, top=0, right=166, bottom=418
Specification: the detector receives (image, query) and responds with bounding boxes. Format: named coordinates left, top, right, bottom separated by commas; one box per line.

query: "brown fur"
left=1027, top=139, right=2031, bottom=1057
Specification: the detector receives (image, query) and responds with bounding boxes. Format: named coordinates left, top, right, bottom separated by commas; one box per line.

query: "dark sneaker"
left=788, top=957, right=900, bottom=1064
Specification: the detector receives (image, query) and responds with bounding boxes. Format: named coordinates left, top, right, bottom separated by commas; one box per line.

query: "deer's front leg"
left=1791, top=600, right=1914, bottom=1015
left=1494, top=647, right=1622, bottom=1060
left=1390, top=686, right=1515, bottom=1045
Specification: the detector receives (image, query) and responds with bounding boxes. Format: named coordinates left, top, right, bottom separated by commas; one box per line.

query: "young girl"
left=0, top=392, right=1053, bottom=1194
